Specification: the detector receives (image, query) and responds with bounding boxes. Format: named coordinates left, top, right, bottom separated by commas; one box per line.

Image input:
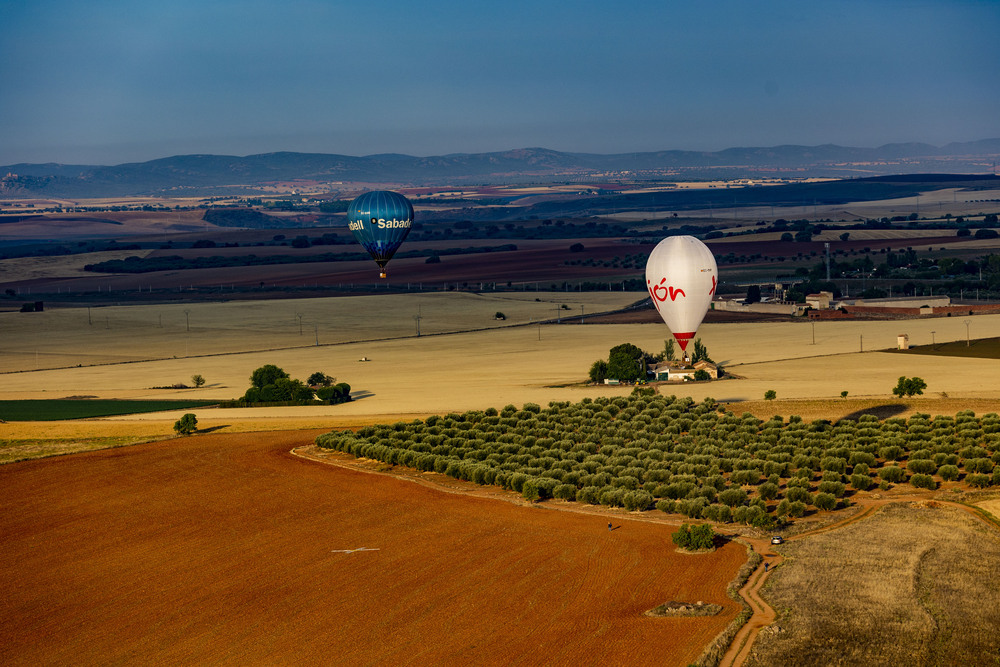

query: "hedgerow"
left=315, top=393, right=999, bottom=523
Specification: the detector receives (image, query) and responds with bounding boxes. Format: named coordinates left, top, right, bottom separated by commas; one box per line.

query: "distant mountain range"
left=3, top=140, right=999, bottom=198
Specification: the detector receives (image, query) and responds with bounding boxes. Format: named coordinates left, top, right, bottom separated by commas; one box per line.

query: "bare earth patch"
left=0, top=430, right=745, bottom=666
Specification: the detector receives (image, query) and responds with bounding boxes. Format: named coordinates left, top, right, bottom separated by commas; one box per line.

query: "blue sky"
left=1, top=0, right=997, bottom=165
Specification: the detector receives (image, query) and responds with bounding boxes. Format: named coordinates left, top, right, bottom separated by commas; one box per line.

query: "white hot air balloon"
left=645, top=235, right=718, bottom=353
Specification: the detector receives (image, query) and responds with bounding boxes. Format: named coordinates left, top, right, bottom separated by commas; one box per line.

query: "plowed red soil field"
left=1, top=430, right=744, bottom=666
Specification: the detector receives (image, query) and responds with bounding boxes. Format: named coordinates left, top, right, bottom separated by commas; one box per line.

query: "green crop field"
left=0, top=399, right=219, bottom=421
left=890, top=336, right=1000, bottom=360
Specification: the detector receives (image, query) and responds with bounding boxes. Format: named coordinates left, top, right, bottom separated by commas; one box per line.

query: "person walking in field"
left=608, top=522, right=613, bottom=532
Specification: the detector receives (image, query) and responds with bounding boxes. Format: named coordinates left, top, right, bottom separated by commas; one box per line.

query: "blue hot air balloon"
left=346, top=190, right=414, bottom=278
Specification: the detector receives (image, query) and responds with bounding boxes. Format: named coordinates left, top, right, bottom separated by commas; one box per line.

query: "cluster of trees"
left=316, top=391, right=1000, bottom=527
left=589, top=343, right=654, bottom=384
left=892, top=376, right=927, bottom=398
left=589, top=340, right=714, bottom=384
left=564, top=252, right=649, bottom=270
left=84, top=244, right=518, bottom=274
left=235, top=365, right=351, bottom=405
left=785, top=248, right=1000, bottom=301
left=672, top=523, right=715, bottom=550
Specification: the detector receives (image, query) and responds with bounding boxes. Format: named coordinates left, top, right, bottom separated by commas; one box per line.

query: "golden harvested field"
left=2, top=294, right=1000, bottom=439
left=0, top=292, right=638, bottom=372
left=745, top=503, right=1000, bottom=667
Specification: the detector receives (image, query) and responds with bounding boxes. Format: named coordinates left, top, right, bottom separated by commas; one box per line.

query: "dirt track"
left=0, top=430, right=744, bottom=666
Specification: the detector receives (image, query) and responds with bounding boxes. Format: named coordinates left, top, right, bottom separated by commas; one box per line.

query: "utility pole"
left=297, top=313, right=303, bottom=335
left=184, top=309, right=190, bottom=332
left=965, top=319, right=971, bottom=347
left=414, top=306, right=422, bottom=337
left=931, top=330, right=936, bottom=347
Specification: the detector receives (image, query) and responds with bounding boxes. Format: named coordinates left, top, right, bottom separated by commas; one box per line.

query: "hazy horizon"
left=4, top=138, right=1000, bottom=169
left=2, top=0, right=997, bottom=166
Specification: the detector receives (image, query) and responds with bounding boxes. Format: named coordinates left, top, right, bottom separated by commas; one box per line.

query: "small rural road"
left=720, top=501, right=883, bottom=667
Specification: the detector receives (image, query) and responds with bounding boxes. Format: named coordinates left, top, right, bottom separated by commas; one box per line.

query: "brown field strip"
left=0, top=430, right=745, bottom=666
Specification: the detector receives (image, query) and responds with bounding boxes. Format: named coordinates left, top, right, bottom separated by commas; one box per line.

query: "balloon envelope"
left=644, top=235, right=718, bottom=352
left=347, top=190, right=414, bottom=277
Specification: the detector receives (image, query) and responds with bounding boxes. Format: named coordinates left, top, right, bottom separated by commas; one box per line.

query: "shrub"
left=510, top=472, right=528, bottom=493
left=850, top=474, right=872, bottom=491
left=938, top=464, right=960, bottom=481
left=879, top=466, right=906, bottom=483
left=849, top=451, right=876, bottom=467
left=879, top=445, right=904, bottom=461
left=173, top=413, right=198, bottom=435
left=787, top=500, right=807, bottom=517
left=820, top=457, right=847, bottom=473
left=758, top=482, right=779, bottom=501
left=703, top=503, right=733, bottom=523
left=553, top=484, right=577, bottom=501
left=623, top=490, right=653, bottom=511
left=821, top=470, right=843, bottom=483
left=966, top=473, right=991, bottom=488
left=965, top=457, right=995, bottom=474
left=785, top=486, right=813, bottom=504
left=656, top=499, right=676, bottom=514
left=577, top=486, right=601, bottom=504
left=818, top=480, right=846, bottom=497
left=589, top=360, right=609, bottom=384
left=600, top=488, right=625, bottom=507
left=907, top=459, right=937, bottom=475
left=892, top=376, right=927, bottom=397
left=718, top=487, right=749, bottom=507
left=307, top=372, right=333, bottom=387
left=730, top=469, right=761, bottom=486
left=814, top=492, right=837, bottom=510
left=775, top=499, right=791, bottom=516
left=764, top=390, right=777, bottom=401
left=672, top=523, right=715, bottom=550
left=677, top=497, right=708, bottom=519
left=909, top=473, right=936, bottom=490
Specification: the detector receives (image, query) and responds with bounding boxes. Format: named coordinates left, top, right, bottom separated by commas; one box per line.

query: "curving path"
left=719, top=492, right=999, bottom=667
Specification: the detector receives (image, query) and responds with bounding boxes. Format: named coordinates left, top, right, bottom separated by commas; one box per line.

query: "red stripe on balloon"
left=673, top=332, right=695, bottom=351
